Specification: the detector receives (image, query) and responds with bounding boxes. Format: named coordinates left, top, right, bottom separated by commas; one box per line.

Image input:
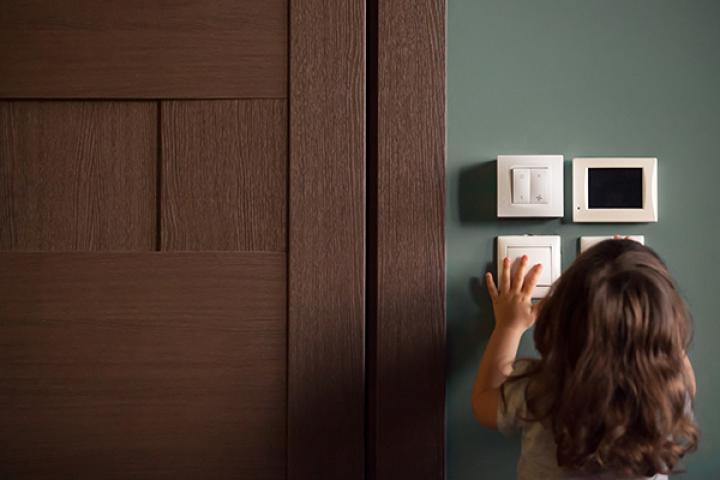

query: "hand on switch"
left=484, top=255, right=544, bottom=333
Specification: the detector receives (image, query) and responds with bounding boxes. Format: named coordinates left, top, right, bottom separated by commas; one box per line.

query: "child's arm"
left=471, top=255, right=543, bottom=429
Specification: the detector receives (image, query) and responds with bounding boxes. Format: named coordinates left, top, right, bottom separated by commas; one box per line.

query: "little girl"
left=471, top=239, right=698, bottom=479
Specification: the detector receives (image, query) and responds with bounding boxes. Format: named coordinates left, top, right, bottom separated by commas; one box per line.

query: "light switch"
left=497, top=155, right=564, bottom=217
left=512, top=168, right=530, bottom=204
left=530, top=168, right=550, bottom=204
left=497, top=235, right=562, bottom=298
left=507, top=246, right=552, bottom=286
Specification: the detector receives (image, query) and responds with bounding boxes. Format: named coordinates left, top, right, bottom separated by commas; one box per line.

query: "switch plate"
left=579, top=235, right=645, bottom=253
left=498, top=155, right=564, bottom=217
left=497, top=235, right=562, bottom=298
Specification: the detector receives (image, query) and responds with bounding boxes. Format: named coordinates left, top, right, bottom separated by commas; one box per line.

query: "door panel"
left=0, top=0, right=287, bottom=98
left=0, top=252, right=286, bottom=479
left=0, top=101, right=157, bottom=251
left=0, top=0, right=367, bottom=478
left=161, top=100, right=287, bottom=251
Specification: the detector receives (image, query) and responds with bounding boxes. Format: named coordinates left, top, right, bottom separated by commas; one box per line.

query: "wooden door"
left=0, top=1, right=364, bottom=479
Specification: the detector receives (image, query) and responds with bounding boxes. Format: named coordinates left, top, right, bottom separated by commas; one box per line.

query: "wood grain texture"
left=368, top=0, right=446, bottom=478
left=161, top=100, right=287, bottom=251
left=0, top=252, right=286, bottom=479
left=288, top=0, right=365, bottom=478
left=0, top=101, right=156, bottom=251
left=0, top=0, right=287, bottom=98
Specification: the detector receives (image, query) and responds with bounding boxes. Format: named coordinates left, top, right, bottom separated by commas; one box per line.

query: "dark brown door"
left=0, top=1, right=365, bottom=479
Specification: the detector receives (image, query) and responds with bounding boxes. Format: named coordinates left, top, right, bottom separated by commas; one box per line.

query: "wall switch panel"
left=498, top=155, right=564, bottom=217
left=579, top=235, right=645, bottom=253
left=497, top=235, right=562, bottom=298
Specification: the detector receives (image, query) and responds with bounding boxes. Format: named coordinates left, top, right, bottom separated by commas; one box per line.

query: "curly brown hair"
left=504, top=239, right=698, bottom=477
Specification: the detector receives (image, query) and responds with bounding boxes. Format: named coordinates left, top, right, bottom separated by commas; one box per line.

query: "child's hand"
left=484, top=255, right=543, bottom=332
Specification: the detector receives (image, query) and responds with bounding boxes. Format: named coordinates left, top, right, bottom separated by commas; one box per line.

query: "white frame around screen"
left=572, top=157, right=658, bottom=223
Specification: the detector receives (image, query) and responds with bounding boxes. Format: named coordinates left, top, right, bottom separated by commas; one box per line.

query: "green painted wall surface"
left=447, top=1, right=720, bottom=478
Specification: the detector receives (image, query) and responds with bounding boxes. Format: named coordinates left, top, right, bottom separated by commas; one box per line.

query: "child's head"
left=521, top=239, right=698, bottom=476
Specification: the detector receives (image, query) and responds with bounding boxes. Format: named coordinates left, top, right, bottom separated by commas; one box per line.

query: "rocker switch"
left=512, top=168, right=531, bottom=204
left=530, top=168, right=550, bottom=204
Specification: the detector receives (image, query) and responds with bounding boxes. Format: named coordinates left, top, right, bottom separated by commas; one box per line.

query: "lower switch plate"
left=497, top=235, right=562, bottom=298
left=579, top=235, right=645, bottom=253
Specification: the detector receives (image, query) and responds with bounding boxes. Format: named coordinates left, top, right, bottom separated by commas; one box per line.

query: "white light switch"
left=507, top=246, right=552, bottom=286
left=497, top=235, right=562, bottom=298
left=580, top=235, right=645, bottom=253
left=512, top=168, right=530, bottom=204
left=497, top=155, right=564, bottom=217
left=530, top=168, right=550, bottom=204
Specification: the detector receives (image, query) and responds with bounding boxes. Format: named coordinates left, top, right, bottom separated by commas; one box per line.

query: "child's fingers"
left=512, top=255, right=528, bottom=292
left=485, top=272, right=499, bottom=301
left=500, top=257, right=511, bottom=293
left=521, top=264, right=543, bottom=297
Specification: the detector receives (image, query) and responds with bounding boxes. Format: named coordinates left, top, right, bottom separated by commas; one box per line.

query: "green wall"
left=447, top=1, right=720, bottom=478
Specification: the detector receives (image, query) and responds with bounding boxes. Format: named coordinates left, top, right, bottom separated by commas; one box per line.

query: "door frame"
left=366, top=1, right=446, bottom=479
left=288, top=1, right=366, bottom=479
left=289, top=0, right=445, bottom=477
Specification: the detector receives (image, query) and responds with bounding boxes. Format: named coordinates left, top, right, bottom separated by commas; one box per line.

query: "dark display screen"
left=588, top=168, right=643, bottom=209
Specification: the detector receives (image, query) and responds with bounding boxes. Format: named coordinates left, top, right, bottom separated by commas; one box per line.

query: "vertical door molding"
left=288, top=1, right=365, bottom=479
left=368, top=0, right=446, bottom=479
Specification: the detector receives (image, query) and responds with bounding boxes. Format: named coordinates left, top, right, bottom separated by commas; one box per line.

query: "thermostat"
left=573, top=157, right=658, bottom=222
